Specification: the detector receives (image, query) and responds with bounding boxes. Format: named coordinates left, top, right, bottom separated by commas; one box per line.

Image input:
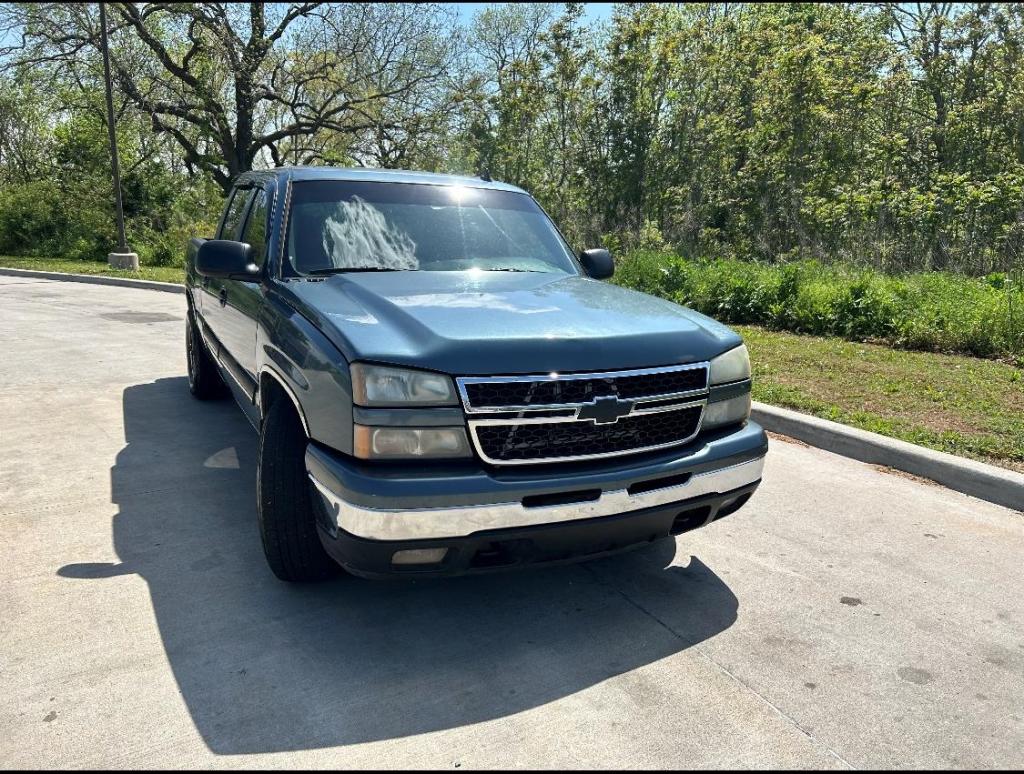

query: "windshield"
left=285, top=180, right=578, bottom=275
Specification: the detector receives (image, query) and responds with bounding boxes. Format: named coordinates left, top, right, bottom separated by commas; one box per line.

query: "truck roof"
left=236, top=166, right=527, bottom=194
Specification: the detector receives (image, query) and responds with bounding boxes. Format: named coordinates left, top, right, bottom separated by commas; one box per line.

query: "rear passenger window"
left=241, top=189, right=271, bottom=267
left=219, top=188, right=253, bottom=240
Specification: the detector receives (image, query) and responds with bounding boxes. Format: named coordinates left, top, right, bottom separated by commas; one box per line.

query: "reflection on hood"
left=322, top=197, right=419, bottom=270
left=384, top=292, right=560, bottom=314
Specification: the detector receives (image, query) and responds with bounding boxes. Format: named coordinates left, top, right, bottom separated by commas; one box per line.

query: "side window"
left=240, top=189, right=271, bottom=267
left=218, top=187, right=253, bottom=240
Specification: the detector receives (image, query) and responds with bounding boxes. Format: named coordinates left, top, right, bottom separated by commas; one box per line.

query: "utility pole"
left=99, top=1, right=138, bottom=270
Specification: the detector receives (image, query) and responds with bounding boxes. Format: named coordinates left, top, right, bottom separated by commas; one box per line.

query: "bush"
left=0, top=173, right=222, bottom=268
left=613, top=251, right=1024, bottom=360
left=0, top=179, right=111, bottom=260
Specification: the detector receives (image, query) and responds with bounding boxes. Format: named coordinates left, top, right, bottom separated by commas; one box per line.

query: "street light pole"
left=99, top=1, right=138, bottom=270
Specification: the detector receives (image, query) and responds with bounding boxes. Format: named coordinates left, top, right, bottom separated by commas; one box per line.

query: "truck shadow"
left=59, top=377, right=738, bottom=755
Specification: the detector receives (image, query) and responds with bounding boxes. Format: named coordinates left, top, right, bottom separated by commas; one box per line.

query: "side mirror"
left=196, top=240, right=260, bottom=280
left=580, top=248, right=614, bottom=280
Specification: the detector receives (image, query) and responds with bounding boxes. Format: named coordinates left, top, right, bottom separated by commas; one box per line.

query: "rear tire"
left=186, top=311, right=228, bottom=400
left=257, top=398, right=341, bottom=582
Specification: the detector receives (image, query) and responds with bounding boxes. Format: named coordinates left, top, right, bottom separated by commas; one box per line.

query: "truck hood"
left=283, top=271, right=742, bottom=375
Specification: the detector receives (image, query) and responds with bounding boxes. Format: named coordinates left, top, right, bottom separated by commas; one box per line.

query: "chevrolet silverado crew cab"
left=186, top=167, right=767, bottom=581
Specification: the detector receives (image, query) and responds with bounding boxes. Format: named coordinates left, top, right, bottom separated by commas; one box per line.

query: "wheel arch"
left=259, top=367, right=311, bottom=437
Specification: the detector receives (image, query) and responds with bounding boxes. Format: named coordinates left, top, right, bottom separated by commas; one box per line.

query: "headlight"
left=353, top=425, right=472, bottom=459
left=702, top=393, right=751, bottom=430
left=350, top=363, right=458, bottom=406
left=708, top=344, right=750, bottom=385
left=704, top=344, right=752, bottom=431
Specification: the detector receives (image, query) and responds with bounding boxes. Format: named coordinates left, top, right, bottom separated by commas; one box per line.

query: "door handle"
left=219, top=288, right=228, bottom=307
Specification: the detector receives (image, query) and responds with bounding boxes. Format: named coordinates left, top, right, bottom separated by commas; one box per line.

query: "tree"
left=462, top=3, right=558, bottom=184
left=0, top=69, right=56, bottom=184
left=2, top=2, right=458, bottom=191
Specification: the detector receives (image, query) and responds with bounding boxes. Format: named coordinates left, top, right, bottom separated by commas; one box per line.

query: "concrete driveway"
left=1, top=275, right=1021, bottom=769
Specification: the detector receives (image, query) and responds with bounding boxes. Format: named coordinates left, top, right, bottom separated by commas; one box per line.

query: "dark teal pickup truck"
left=186, top=167, right=767, bottom=581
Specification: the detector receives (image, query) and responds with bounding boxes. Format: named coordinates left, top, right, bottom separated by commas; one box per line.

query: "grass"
left=0, top=255, right=184, bottom=284
left=2, top=253, right=1020, bottom=471
left=614, top=252, right=1024, bottom=361
left=740, top=325, right=1024, bottom=472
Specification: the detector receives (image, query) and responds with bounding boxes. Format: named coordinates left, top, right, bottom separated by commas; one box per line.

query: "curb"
left=753, top=402, right=1023, bottom=511
left=2, top=266, right=1020, bottom=511
left=0, top=266, right=184, bottom=294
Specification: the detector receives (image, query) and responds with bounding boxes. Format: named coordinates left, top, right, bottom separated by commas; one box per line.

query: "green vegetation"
left=614, top=253, right=1023, bottom=361
left=2, top=3, right=1024, bottom=277
left=0, top=255, right=183, bottom=284
left=0, top=69, right=221, bottom=268
left=740, top=325, right=1024, bottom=473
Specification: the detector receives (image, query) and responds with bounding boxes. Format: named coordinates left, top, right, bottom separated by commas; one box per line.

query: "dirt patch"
left=766, top=431, right=810, bottom=448
left=869, top=464, right=941, bottom=487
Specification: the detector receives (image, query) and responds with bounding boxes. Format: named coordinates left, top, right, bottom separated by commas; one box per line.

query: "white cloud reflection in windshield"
left=322, top=197, right=419, bottom=270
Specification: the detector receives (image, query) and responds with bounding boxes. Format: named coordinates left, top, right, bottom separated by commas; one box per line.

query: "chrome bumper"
left=310, top=455, right=765, bottom=542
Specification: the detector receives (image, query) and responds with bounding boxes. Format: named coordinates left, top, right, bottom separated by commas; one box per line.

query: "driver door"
left=202, top=185, right=253, bottom=360
left=216, top=184, right=272, bottom=397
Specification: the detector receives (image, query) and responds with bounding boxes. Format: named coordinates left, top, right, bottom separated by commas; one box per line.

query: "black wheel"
left=186, top=311, right=228, bottom=399
left=257, top=398, right=341, bottom=582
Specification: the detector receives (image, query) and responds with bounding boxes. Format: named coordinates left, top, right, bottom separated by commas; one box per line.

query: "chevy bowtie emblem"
left=577, top=395, right=634, bottom=424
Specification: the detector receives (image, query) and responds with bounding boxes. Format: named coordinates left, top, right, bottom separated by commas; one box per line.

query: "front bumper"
left=306, top=420, right=767, bottom=578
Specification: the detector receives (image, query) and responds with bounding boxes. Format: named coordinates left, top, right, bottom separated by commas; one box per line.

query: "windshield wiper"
left=307, top=266, right=409, bottom=275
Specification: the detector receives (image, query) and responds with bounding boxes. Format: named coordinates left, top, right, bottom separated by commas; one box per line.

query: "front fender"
left=257, top=288, right=355, bottom=455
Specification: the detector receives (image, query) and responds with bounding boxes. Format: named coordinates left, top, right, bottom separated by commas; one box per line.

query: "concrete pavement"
left=0, top=276, right=1021, bottom=768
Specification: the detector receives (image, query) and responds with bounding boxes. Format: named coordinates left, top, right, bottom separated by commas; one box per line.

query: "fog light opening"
left=391, top=547, right=449, bottom=566
left=670, top=506, right=712, bottom=535
left=714, top=492, right=752, bottom=521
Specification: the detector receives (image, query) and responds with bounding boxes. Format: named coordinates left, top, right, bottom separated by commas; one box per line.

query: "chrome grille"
left=473, top=403, right=704, bottom=463
left=457, top=363, right=709, bottom=465
left=463, top=366, right=707, bottom=410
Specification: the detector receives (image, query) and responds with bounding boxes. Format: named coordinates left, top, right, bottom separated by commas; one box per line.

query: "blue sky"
left=452, top=2, right=616, bottom=25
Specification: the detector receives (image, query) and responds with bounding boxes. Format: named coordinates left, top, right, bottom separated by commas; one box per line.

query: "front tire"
left=257, top=398, right=341, bottom=582
left=186, top=311, right=228, bottom=399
